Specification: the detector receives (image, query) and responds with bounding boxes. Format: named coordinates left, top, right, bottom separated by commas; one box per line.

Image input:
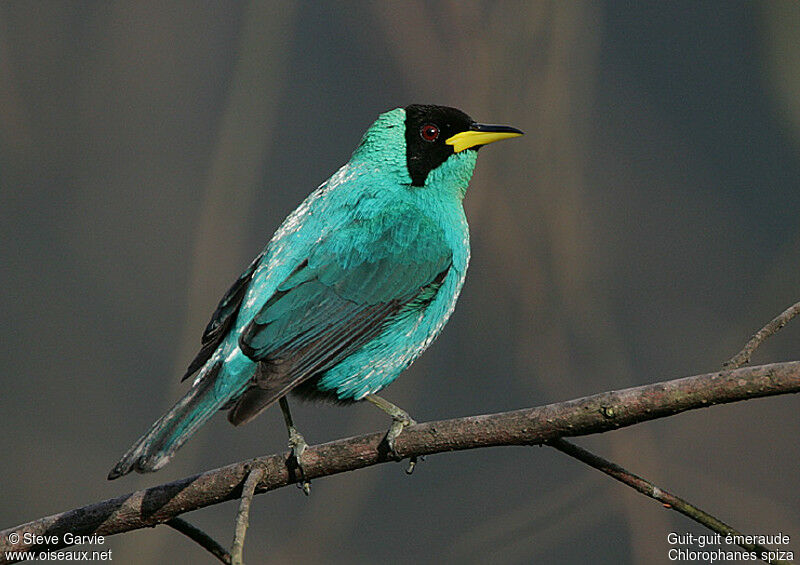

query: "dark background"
left=2, top=2, right=799, bottom=563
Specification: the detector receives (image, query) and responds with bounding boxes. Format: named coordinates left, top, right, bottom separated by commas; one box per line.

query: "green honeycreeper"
left=109, top=105, right=522, bottom=481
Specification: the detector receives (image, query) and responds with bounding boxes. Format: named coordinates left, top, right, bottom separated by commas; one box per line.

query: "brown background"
left=2, top=2, right=799, bottom=563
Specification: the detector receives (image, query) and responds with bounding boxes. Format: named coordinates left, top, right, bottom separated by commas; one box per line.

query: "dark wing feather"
left=182, top=251, right=264, bottom=380
left=229, top=255, right=451, bottom=425
left=228, top=299, right=405, bottom=425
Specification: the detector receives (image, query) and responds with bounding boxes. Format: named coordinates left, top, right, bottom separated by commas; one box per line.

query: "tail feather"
left=108, top=362, right=234, bottom=479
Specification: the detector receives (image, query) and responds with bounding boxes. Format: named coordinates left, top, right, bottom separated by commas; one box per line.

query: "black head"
left=404, top=104, right=474, bottom=187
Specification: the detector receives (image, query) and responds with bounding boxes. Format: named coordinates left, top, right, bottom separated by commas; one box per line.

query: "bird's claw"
left=287, top=427, right=311, bottom=495
left=297, top=480, right=311, bottom=496
left=384, top=413, right=416, bottom=461
left=365, top=395, right=421, bottom=474
left=405, top=455, right=425, bottom=474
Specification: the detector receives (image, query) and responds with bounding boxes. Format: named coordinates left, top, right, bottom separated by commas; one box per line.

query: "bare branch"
left=542, top=299, right=800, bottom=565
left=230, top=466, right=264, bottom=565
left=547, top=439, right=789, bottom=565
left=166, top=518, right=230, bottom=565
left=1, top=361, right=798, bottom=563
left=725, top=301, right=800, bottom=369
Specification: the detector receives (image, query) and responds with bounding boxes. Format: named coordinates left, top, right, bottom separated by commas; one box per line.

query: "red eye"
left=420, top=124, right=439, bottom=142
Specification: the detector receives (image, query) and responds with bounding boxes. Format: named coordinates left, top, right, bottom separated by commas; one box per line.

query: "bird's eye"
left=420, top=124, right=439, bottom=142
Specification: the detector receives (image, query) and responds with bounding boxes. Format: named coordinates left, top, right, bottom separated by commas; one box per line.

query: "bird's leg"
left=365, top=395, right=420, bottom=473
left=279, top=397, right=311, bottom=495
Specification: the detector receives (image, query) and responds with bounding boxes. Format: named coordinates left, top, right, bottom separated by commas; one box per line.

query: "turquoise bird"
left=108, top=105, right=522, bottom=484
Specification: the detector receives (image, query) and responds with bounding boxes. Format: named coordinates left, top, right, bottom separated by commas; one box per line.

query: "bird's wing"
left=229, top=208, right=452, bottom=424
left=182, top=250, right=265, bottom=380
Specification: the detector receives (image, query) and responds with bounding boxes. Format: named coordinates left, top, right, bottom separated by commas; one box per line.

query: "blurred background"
left=2, top=1, right=799, bottom=563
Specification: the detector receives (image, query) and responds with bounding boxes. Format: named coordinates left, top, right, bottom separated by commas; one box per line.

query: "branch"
left=541, top=299, right=800, bottom=565
left=229, top=466, right=263, bottom=565
left=166, top=518, right=230, bottom=565
left=725, top=301, right=800, bottom=369
left=546, top=439, right=789, bottom=564
left=2, top=361, right=799, bottom=563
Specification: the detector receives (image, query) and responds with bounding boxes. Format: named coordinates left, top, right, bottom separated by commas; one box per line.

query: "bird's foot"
left=365, top=395, right=420, bottom=472
left=279, top=396, right=311, bottom=495
left=386, top=412, right=423, bottom=474
left=384, top=410, right=416, bottom=460
left=287, top=426, right=311, bottom=495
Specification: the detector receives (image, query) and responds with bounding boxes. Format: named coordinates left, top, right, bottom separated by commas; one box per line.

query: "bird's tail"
left=108, top=361, right=245, bottom=480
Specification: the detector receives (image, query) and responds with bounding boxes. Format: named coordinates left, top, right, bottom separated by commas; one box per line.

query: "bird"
left=108, top=104, right=523, bottom=486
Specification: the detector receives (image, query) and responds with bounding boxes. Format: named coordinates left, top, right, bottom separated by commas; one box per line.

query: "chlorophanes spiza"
left=108, top=104, right=523, bottom=486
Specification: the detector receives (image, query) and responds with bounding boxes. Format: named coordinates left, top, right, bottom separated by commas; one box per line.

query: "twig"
left=1, top=361, right=799, bottom=563
left=166, top=517, right=231, bottom=564
left=230, top=466, right=264, bottom=565
left=725, top=301, right=800, bottom=369
left=547, top=438, right=788, bottom=565
left=541, top=300, right=800, bottom=564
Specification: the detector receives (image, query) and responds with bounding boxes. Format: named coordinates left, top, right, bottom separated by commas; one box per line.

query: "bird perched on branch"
left=108, top=105, right=523, bottom=487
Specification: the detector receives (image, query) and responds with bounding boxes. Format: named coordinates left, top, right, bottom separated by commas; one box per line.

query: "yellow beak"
left=446, top=123, right=524, bottom=153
